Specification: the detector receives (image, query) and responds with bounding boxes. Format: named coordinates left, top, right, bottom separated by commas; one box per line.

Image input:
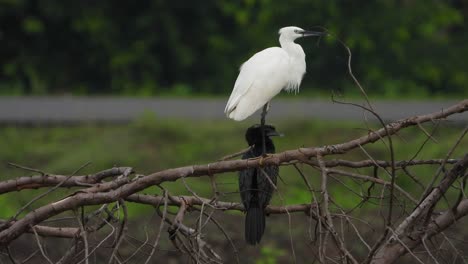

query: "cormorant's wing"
left=257, top=165, right=279, bottom=207
left=239, top=151, right=256, bottom=210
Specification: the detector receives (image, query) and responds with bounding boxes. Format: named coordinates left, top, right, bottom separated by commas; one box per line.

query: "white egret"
left=224, top=26, right=325, bottom=154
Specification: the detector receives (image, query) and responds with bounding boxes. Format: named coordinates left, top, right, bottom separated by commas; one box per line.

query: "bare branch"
left=0, top=220, right=78, bottom=238
left=371, top=155, right=468, bottom=263
left=0, top=100, right=466, bottom=263
left=31, top=225, right=53, bottom=264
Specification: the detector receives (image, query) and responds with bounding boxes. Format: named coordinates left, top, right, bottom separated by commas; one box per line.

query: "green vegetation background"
left=1, top=0, right=467, bottom=98
left=1, top=116, right=466, bottom=262
left=1, top=2, right=467, bottom=261
left=1, top=116, right=466, bottom=219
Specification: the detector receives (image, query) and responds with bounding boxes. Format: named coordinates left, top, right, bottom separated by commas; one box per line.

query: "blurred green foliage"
left=256, top=244, right=286, bottom=264
left=0, top=0, right=467, bottom=97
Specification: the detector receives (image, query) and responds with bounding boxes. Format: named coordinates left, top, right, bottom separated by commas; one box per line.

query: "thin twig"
left=7, top=162, right=46, bottom=175
left=76, top=217, right=117, bottom=264
left=31, top=226, right=53, bottom=264
left=75, top=209, right=89, bottom=264
left=259, top=167, right=297, bottom=264
left=108, top=199, right=128, bottom=264
left=144, top=190, right=168, bottom=264
left=218, top=146, right=252, bottom=161
left=316, top=154, right=358, bottom=264
left=13, top=162, right=91, bottom=219
left=421, top=126, right=468, bottom=202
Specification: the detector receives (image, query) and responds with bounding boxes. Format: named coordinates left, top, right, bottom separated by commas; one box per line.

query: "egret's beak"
left=302, top=30, right=327, bottom=37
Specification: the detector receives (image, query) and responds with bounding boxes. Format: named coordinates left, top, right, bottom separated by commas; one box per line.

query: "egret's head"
left=279, top=26, right=326, bottom=42
left=245, top=124, right=283, bottom=146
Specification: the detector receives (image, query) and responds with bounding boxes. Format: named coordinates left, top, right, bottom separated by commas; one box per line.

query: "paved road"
left=0, top=96, right=466, bottom=124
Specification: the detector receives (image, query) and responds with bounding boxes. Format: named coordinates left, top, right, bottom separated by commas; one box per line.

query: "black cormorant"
left=239, top=124, right=280, bottom=245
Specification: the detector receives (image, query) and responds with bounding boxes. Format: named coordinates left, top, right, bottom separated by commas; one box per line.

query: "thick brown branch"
left=126, top=194, right=317, bottom=215
left=371, top=198, right=468, bottom=264
left=371, top=154, right=468, bottom=263
left=0, top=100, right=466, bottom=245
left=0, top=220, right=78, bottom=238
left=312, top=158, right=459, bottom=169
left=0, top=160, right=456, bottom=195
left=393, top=154, right=468, bottom=237
left=0, top=167, right=132, bottom=194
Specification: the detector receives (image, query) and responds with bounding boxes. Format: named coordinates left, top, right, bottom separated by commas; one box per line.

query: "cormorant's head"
left=245, top=124, right=282, bottom=146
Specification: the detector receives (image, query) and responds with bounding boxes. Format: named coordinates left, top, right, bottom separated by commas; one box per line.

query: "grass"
left=0, top=114, right=466, bottom=219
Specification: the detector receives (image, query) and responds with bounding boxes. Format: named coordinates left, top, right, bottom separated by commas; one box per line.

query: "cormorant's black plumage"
left=239, top=124, right=280, bottom=245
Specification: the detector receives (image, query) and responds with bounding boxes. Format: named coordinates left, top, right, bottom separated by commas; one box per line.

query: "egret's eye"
left=294, top=30, right=299, bottom=34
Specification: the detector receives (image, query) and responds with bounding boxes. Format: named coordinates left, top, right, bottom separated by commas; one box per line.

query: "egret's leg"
left=260, top=103, right=269, bottom=156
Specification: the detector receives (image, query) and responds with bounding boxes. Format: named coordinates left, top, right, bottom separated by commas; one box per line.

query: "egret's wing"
left=225, top=47, right=289, bottom=120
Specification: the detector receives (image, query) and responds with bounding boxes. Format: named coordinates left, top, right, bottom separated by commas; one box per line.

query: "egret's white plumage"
left=225, top=26, right=323, bottom=121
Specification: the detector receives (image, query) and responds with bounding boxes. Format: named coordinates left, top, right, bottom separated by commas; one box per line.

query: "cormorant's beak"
left=302, top=30, right=327, bottom=37
left=266, top=130, right=284, bottom=137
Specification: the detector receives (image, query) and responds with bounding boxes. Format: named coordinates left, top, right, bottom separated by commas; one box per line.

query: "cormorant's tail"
left=245, top=206, right=265, bottom=245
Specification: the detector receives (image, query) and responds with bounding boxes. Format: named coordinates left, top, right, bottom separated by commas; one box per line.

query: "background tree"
left=0, top=0, right=467, bottom=97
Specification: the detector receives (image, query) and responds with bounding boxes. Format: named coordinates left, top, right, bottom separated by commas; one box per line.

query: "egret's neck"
left=279, top=35, right=305, bottom=58
left=279, top=34, right=306, bottom=92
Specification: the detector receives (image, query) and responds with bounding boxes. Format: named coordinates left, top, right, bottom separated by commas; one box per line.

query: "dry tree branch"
left=158, top=199, right=223, bottom=264
left=76, top=217, right=116, bottom=264
left=192, top=207, right=240, bottom=264
left=108, top=199, right=128, bottom=264
left=317, top=154, right=358, bottom=264
left=374, top=197, right=468, bottom=264
left=0, top=159, right=458, bottom=197
left=420, top=126, right=468, bottom=202
left=56, top=239, right=83, bottom=264
left=13, top=162, right=91, bottom=220
left=31, top=226, right=53, bottom=264
left=126, top=194, right=317, bottom=215
left=218, top=146, right=252, bottom=161
left=327, top=169, right=417, bottom=204
left=0, top=220, right=78, bottom=238
left=74, top=209, right=89, bottom=264
left=0, top=100, right=465, bottom=244
left=0, top=167, right=133, bottom=195
left=0, top=100, right=466, bottom=264
left=371, top=155, right=468, bottom=263
left=331, top=98, right=399, bottom=261
left=259, top=167, right=297, bottom=264
left=5, top=246, right=17, bottom=264
left=394, top=154, right=468, bottom=238
left=143, top=190, right=168, bottom=264
left=7, top=162, right=46, bottom=175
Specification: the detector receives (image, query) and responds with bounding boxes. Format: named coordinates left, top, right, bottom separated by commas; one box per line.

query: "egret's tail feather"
left=245, top=206, right=265, bottom=245
left=226, top=104, right=256, bottom=121
left=227, top=108, right=249, bottom=121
